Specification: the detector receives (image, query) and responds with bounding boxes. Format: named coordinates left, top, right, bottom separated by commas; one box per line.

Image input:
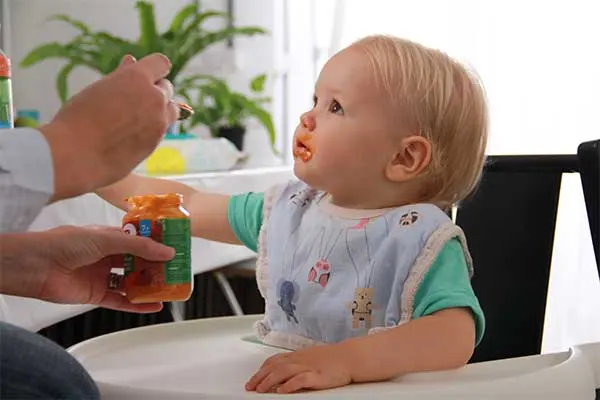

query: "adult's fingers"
left=119, top=54, right=137, bottom=68
left=167, top=100, right=179, bottom=125
left=156, top=78, right=174, bottom=104
left=154, top=80, right=178, bottom=125
left=98, top=229, right=175, bottom=261
left=86, top=225, right=121, bottom=233
left=97, top=291, right=163, bottom=313
left=135, top=53, right=172, bottom=83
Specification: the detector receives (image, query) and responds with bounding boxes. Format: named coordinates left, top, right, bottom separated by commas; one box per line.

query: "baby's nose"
left=300, top=113, right=316, bottom=131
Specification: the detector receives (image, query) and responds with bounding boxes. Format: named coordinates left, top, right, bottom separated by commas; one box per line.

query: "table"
left=0, top=167, right=294, bottom=332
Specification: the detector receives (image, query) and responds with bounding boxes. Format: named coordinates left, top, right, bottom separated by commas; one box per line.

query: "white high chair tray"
left=68, top=315, right=599, bottom=399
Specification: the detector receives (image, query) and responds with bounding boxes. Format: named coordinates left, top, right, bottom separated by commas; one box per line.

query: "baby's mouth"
left=293, top=137, right=313, bottom=162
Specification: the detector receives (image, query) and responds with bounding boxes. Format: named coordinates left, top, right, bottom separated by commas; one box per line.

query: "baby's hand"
left=245, top=343, right=352, bottom=394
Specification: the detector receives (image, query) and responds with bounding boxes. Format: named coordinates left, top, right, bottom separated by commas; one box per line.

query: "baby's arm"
left=343, top=308, right=475, bottom=382
left=344, top=238, right=481, bottom=382
left=343, top=239, right=481, bottom=381
left=97, top=174, right=239, bottom=244
left=246, top=308, right=475, bottom=394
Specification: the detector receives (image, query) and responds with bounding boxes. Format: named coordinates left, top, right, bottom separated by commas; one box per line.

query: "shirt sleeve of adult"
left=0, top=128, right=54, bottom=233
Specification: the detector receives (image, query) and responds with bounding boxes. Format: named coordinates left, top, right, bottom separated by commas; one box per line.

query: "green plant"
left=20, top=1, right=267, bottom=102
left=177, top=73, right=276, bottom=152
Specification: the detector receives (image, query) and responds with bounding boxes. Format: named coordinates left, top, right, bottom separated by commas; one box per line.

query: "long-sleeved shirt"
left=0, top=128, right=54, bottom=233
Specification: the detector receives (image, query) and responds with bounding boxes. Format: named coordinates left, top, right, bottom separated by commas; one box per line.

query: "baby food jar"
left=119, top=193, right=193, bottom=303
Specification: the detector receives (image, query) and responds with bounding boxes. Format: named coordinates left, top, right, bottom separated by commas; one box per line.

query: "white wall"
left=6, top=0, right=282, bottom=166
left=335, top=0, right=600, bottom=156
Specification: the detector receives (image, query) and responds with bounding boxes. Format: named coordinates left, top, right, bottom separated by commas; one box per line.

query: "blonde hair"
left=352, top=35, right=488, bottom=209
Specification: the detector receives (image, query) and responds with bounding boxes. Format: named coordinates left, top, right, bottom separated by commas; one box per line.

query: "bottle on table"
left=0, top=49, right=14, bottom=129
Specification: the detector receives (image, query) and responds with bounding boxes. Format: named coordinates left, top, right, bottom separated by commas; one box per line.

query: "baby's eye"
left=329, top=99, right=344, bottom=115
left=312, top=95, right=318, bottom=108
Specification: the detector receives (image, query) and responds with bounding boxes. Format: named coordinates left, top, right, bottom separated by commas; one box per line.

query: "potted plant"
left=177, top=74, right=276, bottom=153
left=19, top=0, right=267, bottom=103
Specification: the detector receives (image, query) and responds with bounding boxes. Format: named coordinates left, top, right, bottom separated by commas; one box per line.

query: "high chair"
left=67, top=141, right=600, bottom=399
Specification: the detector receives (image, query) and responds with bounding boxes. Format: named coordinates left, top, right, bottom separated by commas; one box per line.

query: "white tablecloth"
left=0, top=167, right=294, bottom=331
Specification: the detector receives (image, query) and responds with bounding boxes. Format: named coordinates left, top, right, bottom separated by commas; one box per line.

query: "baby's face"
left=292, top=46, right=399, bottom=206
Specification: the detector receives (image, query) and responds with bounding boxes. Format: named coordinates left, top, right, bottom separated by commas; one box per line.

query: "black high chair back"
left=456, top=141, right=599, bottom=364
left=578, top=140, right=600, bottom=269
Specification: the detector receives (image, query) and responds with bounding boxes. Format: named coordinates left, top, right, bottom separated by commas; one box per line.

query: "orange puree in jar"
left=121, top=193, right=192, bottom=303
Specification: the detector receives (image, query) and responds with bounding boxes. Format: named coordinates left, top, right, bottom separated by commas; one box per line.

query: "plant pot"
left=217, top=125, right=246, bottom=151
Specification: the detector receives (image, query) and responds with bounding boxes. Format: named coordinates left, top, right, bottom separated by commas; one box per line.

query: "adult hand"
left=39, top=54, right=179, bottom=203
left=0, top=225, right=175, bottom=313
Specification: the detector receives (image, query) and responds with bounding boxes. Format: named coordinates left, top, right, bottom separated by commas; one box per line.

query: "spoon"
left=177, top=102, right=194, bottom=121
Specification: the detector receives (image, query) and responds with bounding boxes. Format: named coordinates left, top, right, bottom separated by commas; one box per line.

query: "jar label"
left=123, top=218, right=191, bottom=285
left=161, top=218, right=192, bottom=284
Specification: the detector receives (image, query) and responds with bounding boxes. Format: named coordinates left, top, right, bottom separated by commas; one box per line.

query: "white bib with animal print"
left=253, top=180, right=472, bottom=350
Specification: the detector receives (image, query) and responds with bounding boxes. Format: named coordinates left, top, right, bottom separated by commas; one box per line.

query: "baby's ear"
left=385, top=135, right=432, bottom=182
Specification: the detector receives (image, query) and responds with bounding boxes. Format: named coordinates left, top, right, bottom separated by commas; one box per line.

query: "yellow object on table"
left=135, top=134, right=246, bottom=175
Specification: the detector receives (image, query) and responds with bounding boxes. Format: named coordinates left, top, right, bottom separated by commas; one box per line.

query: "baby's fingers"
left=276, top=371, right=321, bottom=394
left=248, top=364, right=309, bottom=393
left=245, top=353, right=290, bottom=391
left=245, top=365, right=272, bottom=392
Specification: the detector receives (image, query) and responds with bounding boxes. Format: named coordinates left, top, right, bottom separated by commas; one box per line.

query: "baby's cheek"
left=327, top=143, right=361, bottom=167
left=316, top=151, right=344, bottom=172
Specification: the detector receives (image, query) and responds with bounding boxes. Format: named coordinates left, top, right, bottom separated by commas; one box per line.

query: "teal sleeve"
left=227, top=192, right=265, bottom=252
left=412, top=238, right=486, bottom=346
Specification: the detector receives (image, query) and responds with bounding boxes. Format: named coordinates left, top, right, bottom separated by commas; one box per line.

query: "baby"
left=98, top=34, right=488, bottom=394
